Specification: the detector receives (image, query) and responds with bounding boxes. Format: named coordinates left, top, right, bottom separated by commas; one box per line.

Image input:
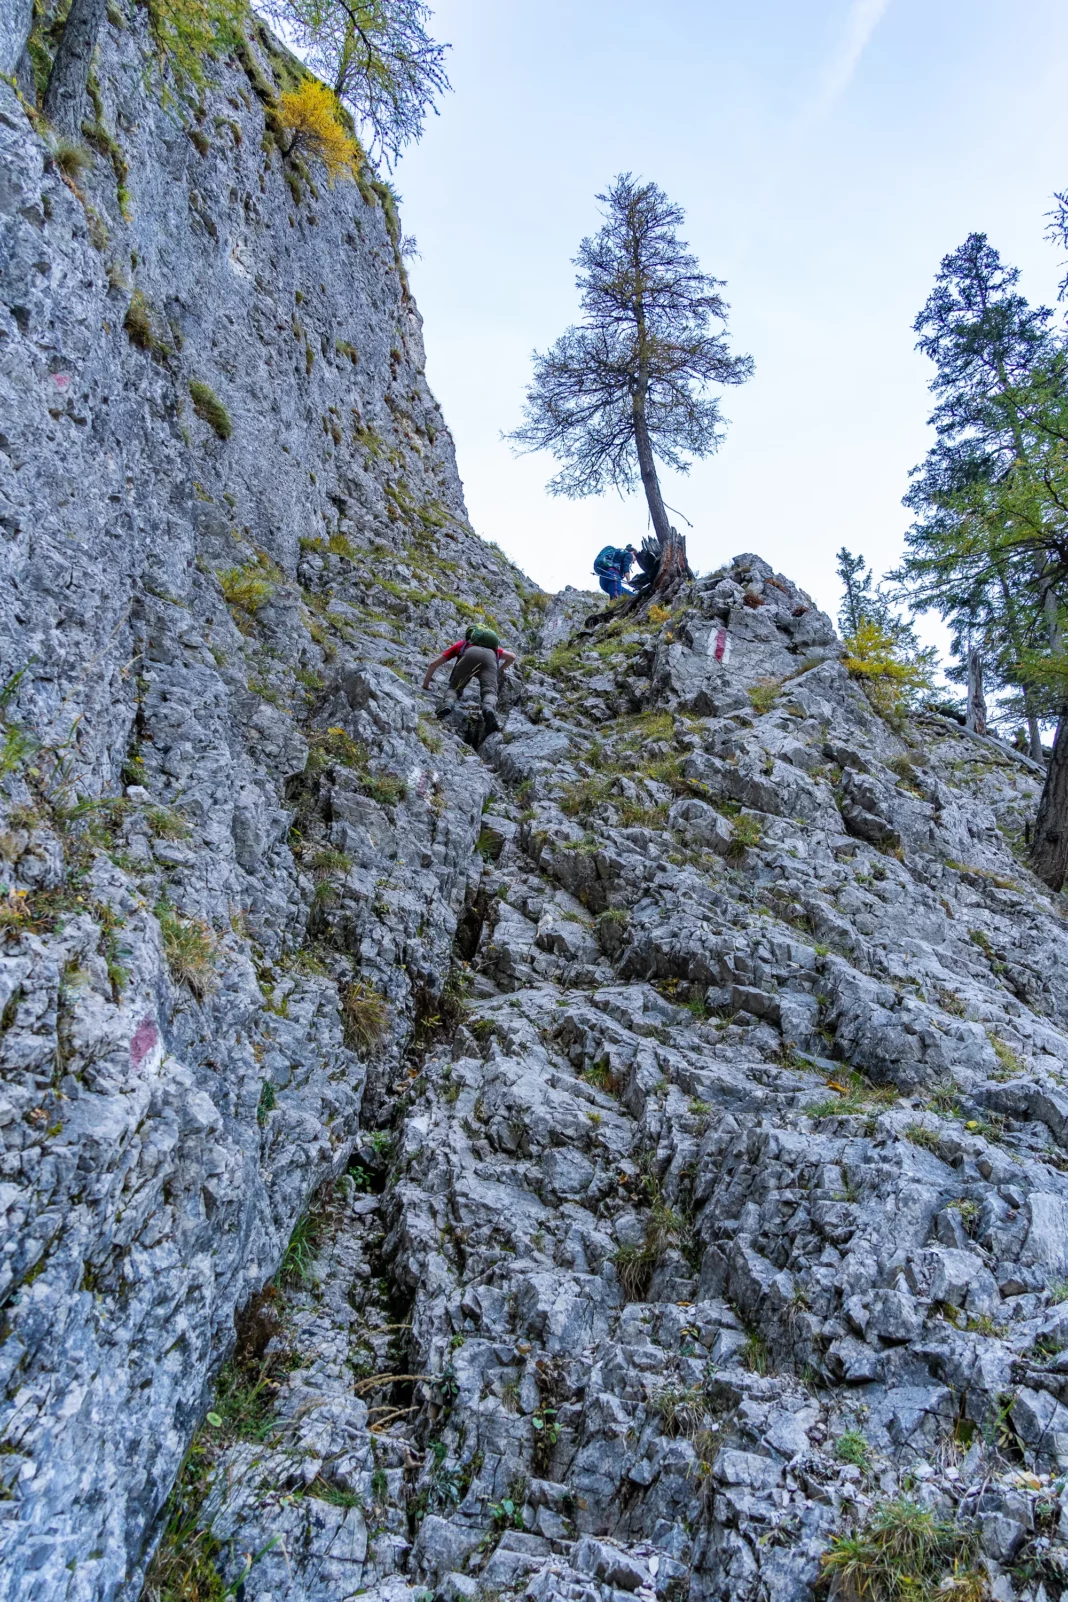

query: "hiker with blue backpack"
left=423, top=625, right=516, bottom=735
left=593, top=544, right=638, bottom=598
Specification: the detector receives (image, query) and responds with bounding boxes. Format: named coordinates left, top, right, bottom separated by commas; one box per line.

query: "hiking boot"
left=481, top=707, right=500, bottom=735
left=435, top=702, right=453, bottom=719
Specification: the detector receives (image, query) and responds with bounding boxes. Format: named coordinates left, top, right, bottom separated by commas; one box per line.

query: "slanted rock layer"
left=3, top=17, right=1068, bottom=1602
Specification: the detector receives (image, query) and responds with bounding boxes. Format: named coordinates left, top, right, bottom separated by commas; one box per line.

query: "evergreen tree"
left=897, top=229, right=1068, bottom=889
left=835, top=547, right=916, bottom=641
left=897, top=235, right=1061, bottom=752
left=509, top=174, right=753, bottom=593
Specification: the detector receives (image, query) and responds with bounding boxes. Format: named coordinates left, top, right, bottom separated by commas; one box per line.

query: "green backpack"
left=466, top=626, right=500, bottom=651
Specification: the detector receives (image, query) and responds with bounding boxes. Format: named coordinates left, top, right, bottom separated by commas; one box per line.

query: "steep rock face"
left=0, top=18, right=534, bottom=1599
left=169, top=561, right=1068, bottom=1602
left=5, top=19, right=1068, bottom=1602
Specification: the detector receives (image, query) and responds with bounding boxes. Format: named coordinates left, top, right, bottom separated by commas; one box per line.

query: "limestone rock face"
left=4, top=18, right=1068, bottom=1602
left=0, top=14, right=527, bottom=1598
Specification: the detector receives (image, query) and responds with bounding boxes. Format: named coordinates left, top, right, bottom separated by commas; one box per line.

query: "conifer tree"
left=897, top=229, right=1068, bottom=889
left=262, top=0, right=448, bottom=164
left=509, top=174, right=753, bottom=593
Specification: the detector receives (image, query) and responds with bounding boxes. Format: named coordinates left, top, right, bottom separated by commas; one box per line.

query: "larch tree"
left=508, top=173, right=753, bottom=595
left=38, top=0, right=447, bottom=168
left=261, top=0, right=449, bottom=165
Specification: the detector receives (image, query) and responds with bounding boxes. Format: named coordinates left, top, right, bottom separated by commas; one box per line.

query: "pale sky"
left=388, top=0, right=1068, bottom=632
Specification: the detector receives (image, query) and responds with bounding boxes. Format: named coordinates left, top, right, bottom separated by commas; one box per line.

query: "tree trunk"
left=631, top=402, right=670, bottom=547
left=43, top=0, right=107, bottom=137
left=631, top=395, right=690, bottom=594
left=1031, top=706, right=1068, bottom=891
left=965, top=648, right=987, bottom=735
left=1027, top=708, right=1044, bottom=763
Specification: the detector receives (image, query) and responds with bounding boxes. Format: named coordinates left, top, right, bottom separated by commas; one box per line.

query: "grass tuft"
left=835, top=1428, right=872, bottom=1471
left=341, top=979, right=389, bottom=1052
left=747, top=679, right=780, bottom=715
left=156, top=898, right=218, bottom=999
left=189, top=379, right=232, bottom=440
left=822, top=1497, right=984, bottom=1602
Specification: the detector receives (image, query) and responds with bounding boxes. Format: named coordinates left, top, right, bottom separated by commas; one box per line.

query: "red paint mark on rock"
left=52, top=373, right=71, bottom=390
left=130, top=1017, right=159, bottom=1069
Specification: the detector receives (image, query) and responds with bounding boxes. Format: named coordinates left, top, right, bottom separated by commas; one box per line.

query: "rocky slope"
left=4, top=14, right=1068, bottom=1602
left=169, top=559, right=1068, bottom=1602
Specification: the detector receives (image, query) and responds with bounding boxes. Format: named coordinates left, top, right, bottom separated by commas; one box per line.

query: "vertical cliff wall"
left=0, top=12, right=535, bottom=1596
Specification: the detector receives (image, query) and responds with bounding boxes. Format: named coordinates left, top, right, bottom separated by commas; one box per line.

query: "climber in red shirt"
left=423, top=625, right=516, bottom=735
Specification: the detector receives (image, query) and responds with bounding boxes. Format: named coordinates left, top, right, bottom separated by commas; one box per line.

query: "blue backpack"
left=593, top=545, right=622, bottom=576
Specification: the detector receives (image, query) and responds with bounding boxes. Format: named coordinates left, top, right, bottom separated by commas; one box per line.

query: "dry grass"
left=341, top=980, right=389, bottom=1052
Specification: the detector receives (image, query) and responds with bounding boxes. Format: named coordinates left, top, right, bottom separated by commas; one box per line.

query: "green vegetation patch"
left=822, top=1497, right=983, bottom=1602
left=189, top=379, right=232, bottom=440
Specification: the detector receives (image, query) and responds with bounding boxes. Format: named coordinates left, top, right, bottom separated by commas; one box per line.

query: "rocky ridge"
left=4, top=13, right=1068, bottom=1602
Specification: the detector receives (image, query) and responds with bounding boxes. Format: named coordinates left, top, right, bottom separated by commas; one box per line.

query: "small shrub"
left=843, top=618, right=936, bottom=723
left=987, top=1031, right=1025, bottom=1080
left=904, top=1121, right=941, bottom=1153
left=156, top=898, right=218, bottom=998
left=653, top=1382, right=707, bottom=1439
left=257, top=1080, right=277, bottom=1127
left=281, top=1208, right=322, bottom=1285
left=218, top=562, right=274, bottom=623
left=613, top=1241, right=657, bottom=1301
left=822, top=1497, right=984, bottom=1602
left=807, top=1073, right=897, bottom=1120
left=189, top=379, right=232, bottom=440
left=341, top=979, right=389, bottom=1052
left=145, top=804, right=191, bottom=840
left=582, top=1057, right=620, bottom=1094
left=361, top=771, right=406, bottom=807
left=123, top=289, right=156, bottom=350
left=277, top=79, right=363, bottom=183
left=648, top=603, right=671, bottom=624
left=0, top=722, right=37, bottom=776
left=741, top=1330, right=770, bottom=1375
left=926, top=1082, right=961, bottom=1118
left=948, top=1197, right=980, bottom=1232
left=309, top=845, right=352, bottom=878
left=310, top=725, right=364, bottom=768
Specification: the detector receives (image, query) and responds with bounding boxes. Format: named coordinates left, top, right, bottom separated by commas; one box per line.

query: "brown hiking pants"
left=443, top=645, right=499, bottom=711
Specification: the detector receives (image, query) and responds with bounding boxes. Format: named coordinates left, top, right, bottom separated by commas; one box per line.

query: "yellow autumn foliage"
left=843, top=617, right=935, bottom=721
left=277, top=80, right=363, bottom=184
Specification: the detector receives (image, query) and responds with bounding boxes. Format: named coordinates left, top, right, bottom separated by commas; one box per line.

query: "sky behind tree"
left=392, top=0, right=1068, bottom=625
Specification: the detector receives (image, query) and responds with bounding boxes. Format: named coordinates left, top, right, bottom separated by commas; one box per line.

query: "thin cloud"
left=805, top=0, right=892, bottom=126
